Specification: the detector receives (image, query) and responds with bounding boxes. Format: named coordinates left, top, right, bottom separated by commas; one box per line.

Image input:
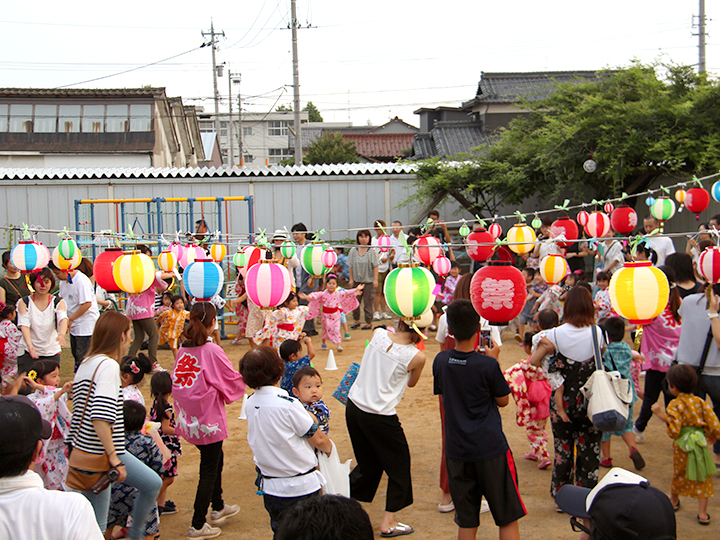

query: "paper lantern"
left=539, top=254, right=569, bottom=285
left=712, top=181, right=720, bottom=203
left=413, top=235, right=442, bottom=266
left=550, top=217, right=578, bottom=248
left=233, top=251, right=246, bottom=268
left=684, top=188, right=710, bottom=220
left=280, top=241, right=296, bottom=258
left=608, top=261, right=669, bottom=324
left=604, top=202, right=614, bottom=214
left=698, top=247, right=720, bottom=284
left=505, top=224, right=536, bottom=255
left=157, top=250, right=177, bottom=273
left=300, top=244, right=331, bottom=277
left=645, top=197, right=655, bottom=207
left=113, top=251, right=156, bottom=294
left=384, top=265, right=436, bottom=320
left=94, top=248, right=124, bottom=293
left=179, top=244, right=205, bottom=269
left=576, top=211, right=589, bottom=227
left=466, top=229, right=495, bottom=262
left=469, top=261, right=526, bottom=326
left=169, top=242, right=184, bottom=262
left=10, top=241, right=50, bottom=273
left=459, top=223, right=471, bottom=237
left=531, top=217, right=542, bottom=229
left=432, top=255, right=452, bottom=277
left=52, top=240, right=82, bottom=273
left=376, top=235, right=393, bottom=253
left=184, top=259, right=224, bottom=301
left=675, top=189, right=686, bottom=204
left=245, top=261, right=292, bottom=309
left=584, top=212, right=611, bottom=238
left=610, top=206, right=638, bottom=235
left=650, top=197, right=676, bottom=223
left=321, top=247, right=338, bottom=269
left=209, top=243, right=227, bottom=263
left=488, top=222, right=502, bottom=239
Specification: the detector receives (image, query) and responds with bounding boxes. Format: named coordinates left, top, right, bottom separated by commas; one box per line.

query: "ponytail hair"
left=120, top=353, right=152, bottom=385
left=182, top=302, right=216, bottom=347
left=396, top=319, right=423, bottom=344
left=150, top=371, right=173, bottom=421
left=657, top=265, right=681, bottom=323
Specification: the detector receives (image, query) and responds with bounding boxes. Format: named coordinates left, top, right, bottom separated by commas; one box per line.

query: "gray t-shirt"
left=348, top=247, right=379, bottom=283
left=676, top=293, right=720, bottom=376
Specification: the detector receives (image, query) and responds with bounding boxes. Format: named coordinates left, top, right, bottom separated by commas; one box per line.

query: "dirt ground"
left=60, top=322, right=718, bottom=540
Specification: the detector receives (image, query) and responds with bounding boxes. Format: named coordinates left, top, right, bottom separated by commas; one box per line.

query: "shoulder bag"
left=580, top=326, right=633, bottom=432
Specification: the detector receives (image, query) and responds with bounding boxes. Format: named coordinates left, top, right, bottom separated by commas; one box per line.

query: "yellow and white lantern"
left=539, top=254, right=569, bottom=285
left=609, top=261, right=669, bottom=324
left=113, top=251, right=156, bottom=294
left=505, top=223, right=536, bottom=255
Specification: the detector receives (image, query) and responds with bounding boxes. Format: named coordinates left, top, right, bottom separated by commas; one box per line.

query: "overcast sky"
left=1, top=1, right=715, bottom=127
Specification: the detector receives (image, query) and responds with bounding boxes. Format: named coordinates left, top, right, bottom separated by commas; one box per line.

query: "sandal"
left=380, top=523, right=414, bottom=537
left=351, top=322, right=361, bottom=329
left=698, top=513, right=710, bottom=525
left=361, top=324, right=372, bottom=330
left=672, top=500, right=680, bottom=512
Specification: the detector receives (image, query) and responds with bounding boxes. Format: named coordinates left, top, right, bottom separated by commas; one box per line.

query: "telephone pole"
left=699, top=0, right=707, bottom=74
left=202, top=20, right=225, bottom=149
left=291, top=0, right=302, bottom=164
left=228, top=72, right=242, bottom=167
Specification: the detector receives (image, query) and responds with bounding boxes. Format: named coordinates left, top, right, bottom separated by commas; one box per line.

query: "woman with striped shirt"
left=68, top=310, right=162, bottom=539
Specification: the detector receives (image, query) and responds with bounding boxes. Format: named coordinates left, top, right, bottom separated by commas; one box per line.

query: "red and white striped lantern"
left=244, top=245, right=269, bottom=270
left=432, top=255, right=452, bottom=277
left=413, top=235, right=442, bottom=266
left=488, top=222, right=502, bottom=239
left=576, top=211, right=590, bottom=227
left=179, top=244, right=205, bottom=269
left=321, top=247, right=338, bottom=269
left=584, top=212, right=611, bottom=238
left=539, top=254, right=569, bottom=285
left=604, top=202, right=615, bottom=214
left=245, top=261, right=292, bottom=309
left=698, top=247, right=720, bottom=284
left=376, top=235, right=393, bottom=253
left=610, top=206, right=638, bottom=235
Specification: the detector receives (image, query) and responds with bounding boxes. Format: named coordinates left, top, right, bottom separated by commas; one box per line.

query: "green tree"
left=305, top=132, right=359, bottom=165
left=411, top=63, right=720, bottom=215
left=303, top=101, right=323, bottom=122
left=275, top=104, right=293, bottom=112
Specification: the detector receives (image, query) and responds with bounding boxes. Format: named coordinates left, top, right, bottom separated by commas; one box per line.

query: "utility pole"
left=228, top=71, right=241, bottom=167
left=235, top=74, right=243, bottom=166
left=291, top=0, right=302, bottom=164
left=202, top=20, right=225, bottom=154
left=699, top=0, right=707, bottom=74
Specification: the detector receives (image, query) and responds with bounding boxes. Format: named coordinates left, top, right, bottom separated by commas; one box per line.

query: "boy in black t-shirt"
left=433, top=299, right=526, bottom=540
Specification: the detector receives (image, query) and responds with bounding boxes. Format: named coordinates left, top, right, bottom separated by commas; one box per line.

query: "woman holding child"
left=528, top=287, right=605, bottom=504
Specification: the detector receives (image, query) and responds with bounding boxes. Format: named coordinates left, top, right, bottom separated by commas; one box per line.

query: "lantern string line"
left=2, top=169, right=720, bottom=243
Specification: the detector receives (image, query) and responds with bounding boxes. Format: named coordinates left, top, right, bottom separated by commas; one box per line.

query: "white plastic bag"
left=581, top=369, right=632, bottom=432
left=317, top=440, right=352, bottom=497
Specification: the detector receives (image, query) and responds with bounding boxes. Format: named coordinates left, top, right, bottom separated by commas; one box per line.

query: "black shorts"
left=447, top=450, right=527, bottom=528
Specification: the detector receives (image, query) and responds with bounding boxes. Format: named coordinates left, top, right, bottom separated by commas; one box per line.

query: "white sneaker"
left=373, top=311, right=381, bottom=320
left=481, top=500, right=490, bottom=514
left=633, top=426, right=645, bottom=442
left=381, top=312, right=392, bottom=319
left=152, top=362, right=166, bottom=373
left=187, top=523, right=221, bottom=539
left=208, top=503, right=239, bottom=526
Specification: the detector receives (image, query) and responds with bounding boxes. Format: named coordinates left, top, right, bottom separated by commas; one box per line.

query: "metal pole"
left=202, top=20, right=225, bottom=152
left=291, top=0, right=302, bottom=164
left=228, top=70, right=234, bottom=167
left=236, top=74, right=243, bottom=165
left=699, top=0, right=707, bottom=74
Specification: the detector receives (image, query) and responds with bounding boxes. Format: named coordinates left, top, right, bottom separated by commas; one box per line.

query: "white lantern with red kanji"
left=539, top=254, right=569, bottom=285
left=584, top=212, right=611, bottom=238
left=321, top=247, right=338, bottom=269
left=469, top=261, right=526, bottom=325
left=413, top=235, right=442, bottom=266
left=376, top=235, right=393, bottom=253
left=180, top=244, right=205, bottom=269
left=184, top=258, right=224, bottom=301
left=10, top=241, right=50, bottom=274
left=698, top=247, right=720, bottom=284
left=245, top=261, right=292, bottom=309
left=209, top=243, right=227, bottom=263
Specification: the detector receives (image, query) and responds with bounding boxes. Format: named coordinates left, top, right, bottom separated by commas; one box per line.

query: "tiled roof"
left=341, top=133, right=415, bottom=161
left=463, top=71, right=602, bottom=107
left=412, top=133, right=436, bottom=160
left=0, top=163, right=418, bottom=180
left=0, top=87, right=165, bottom=99
left=411, top=121, right=489, bottom=160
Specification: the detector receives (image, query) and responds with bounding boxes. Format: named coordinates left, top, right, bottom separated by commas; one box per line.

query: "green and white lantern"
left=58, top=237, right=78, bottom=260
left=280, top=241, right=296, bottom=259
left=650, top=196, right=676, bottom=224
left=233, top=251, right=246, bottom=268
left=300, top=243, right=331, bottom=277
left=384, top=264, right=436, bottom=320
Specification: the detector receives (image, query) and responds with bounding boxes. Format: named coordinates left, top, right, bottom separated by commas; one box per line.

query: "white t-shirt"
left=0, top=470, right=103, bottom=540
left=646, top=235, right=676, bottom=266
left=17, top=295, right=67, bottom=356
left=545, top=324, right=606, bottom=363
left=435, top=308, right=503, bottom=347
left=246, top=386, right=325, bottom=497
left=391, top=234, right=409, bottom=265
left=371, top=236, right=390, bottom=273
left=58, top=271, right=99, bottom=337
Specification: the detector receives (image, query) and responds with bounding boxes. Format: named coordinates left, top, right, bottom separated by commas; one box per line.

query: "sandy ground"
left=60, top=322, right=718, bottom=540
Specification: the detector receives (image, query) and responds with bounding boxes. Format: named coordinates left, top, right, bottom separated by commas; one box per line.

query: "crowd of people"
left=2, top=209, right=720, bottom=540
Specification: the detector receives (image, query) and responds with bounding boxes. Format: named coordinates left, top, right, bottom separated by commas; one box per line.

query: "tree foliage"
left=412, top=63, right=720, bottom=215
left=275, top=104, right=293, bottom=112
left=305, top=132, right=359, bottom=165
left=303, top=101, right=323, bottom=122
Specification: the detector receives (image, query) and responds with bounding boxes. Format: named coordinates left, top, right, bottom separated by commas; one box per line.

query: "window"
left=242, top=154, right=253, bottom=164
left=268, top=120, right=290, bottom=137
left=268, top=148, right=293, bottom=164
left=243, top=127, right=253, bottom=137
left=0, top=104, right=8, bottom=132
left=9, top=104, right=33, bottom=132
left=59, top=104, right=81, bottom=133
left=106, top=104, right=128, bottom=132
left=82, top=105, right=104, bottom=133
left=129, top=104, right=152, bottom=131
left=199, top=121, right=214, bottom=133
left=34, top=104, right=57, bottom=133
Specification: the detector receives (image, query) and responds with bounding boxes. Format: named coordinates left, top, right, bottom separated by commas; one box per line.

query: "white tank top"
left=349, top=329, right=418, bottom=416
left=19, top=296, right=65, bottom=356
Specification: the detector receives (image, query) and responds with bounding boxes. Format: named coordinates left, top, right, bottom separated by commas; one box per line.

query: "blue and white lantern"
left=184, top=258, right=223, bottom=301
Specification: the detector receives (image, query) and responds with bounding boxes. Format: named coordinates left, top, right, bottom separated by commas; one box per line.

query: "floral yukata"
left=157, top=309, right=190, bottom=348
left=306, top=289, right=359, bottom=345
left=0, top=318, right=24, bottom=388
left=257, top=305, right=309, bottom=350
left=594, top=288, right=616, bottom=320
left=27, top=386, right=71, bottom=490
left=232, top=276, right=249, bottom=339
left=504, top=360, right=552, bottom=461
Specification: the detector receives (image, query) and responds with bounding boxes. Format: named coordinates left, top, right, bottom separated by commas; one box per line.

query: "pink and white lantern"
left=376, top=235, right=393, bottom=253
left=413, top=235, right=442, bottom=266
left=179, top=244, right=205, bottom=269
left=169, top=242, right=185, bottom=262
left=432, top=255, right=452, bottom=296
left=584, top=212, right=611, bottom=238
left=321, top=247, right=338, bottom=269
left=245, top=261, right=292, bottom=309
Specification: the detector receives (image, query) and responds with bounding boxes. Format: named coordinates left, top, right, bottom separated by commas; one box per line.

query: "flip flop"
left=673, top=500, right=680, bottom=512
left=380, top=523, right=414, bottom=537
left=698, top=513, right=710, bottom=525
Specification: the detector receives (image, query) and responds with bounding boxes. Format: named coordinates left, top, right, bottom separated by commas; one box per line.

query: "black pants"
left=263, top=490, right=319, bottom=535
left=70, top=335, right=92, bottom=372
left=192, top=441, right=225, bottom=530
left=346, top=399, right=413, bottom=512
left=635, top=368, right=673, bottom=432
